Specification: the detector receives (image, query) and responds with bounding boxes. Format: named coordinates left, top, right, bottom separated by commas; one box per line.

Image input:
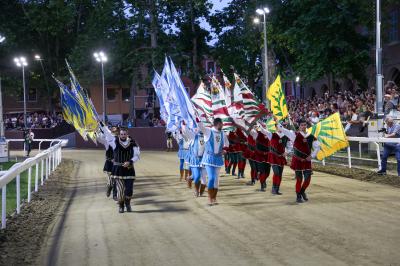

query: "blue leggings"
left=179, top=159, right=184, bottom=171
left=205, top=165, right=221, bottom=189
left=192, top=167, right=202, bottom=184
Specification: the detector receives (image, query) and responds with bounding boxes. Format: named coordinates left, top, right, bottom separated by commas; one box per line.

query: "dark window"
left=28, top=88, right=37, bottom=102
left=389, top=9, right=399, bottom=42
left=122, top=88, right=130, bottom=102
left=107, top=88, right=117, bottom=101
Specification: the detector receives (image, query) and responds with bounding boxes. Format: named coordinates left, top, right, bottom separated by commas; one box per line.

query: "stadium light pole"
left=14, top=57, right=28, bottom=129
left=34, top=54, right=51, bottom=112
left=376, top=0, right=383, bottom=118
left=0, top=35, right=5, bottom=138
left=94, top=51, right=108, bottom=123
left=255, top=7, right=270, bottom=107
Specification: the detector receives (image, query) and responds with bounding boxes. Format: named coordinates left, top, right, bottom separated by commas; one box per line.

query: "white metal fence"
left=342, top=137, right=400, bottom=169
left=0, top=139, right=68, bottom=229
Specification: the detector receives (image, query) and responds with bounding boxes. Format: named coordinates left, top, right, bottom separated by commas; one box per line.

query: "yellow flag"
left=308, top=112, right=349, bottom=160
left=267, top=75, right=288, bottom=121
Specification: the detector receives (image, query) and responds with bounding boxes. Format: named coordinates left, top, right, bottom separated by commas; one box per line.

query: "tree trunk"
left=149, top=0, right=158, bottom=65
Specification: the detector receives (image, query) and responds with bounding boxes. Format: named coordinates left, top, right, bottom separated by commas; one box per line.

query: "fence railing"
left=343, top=137, right=400, bottom=169
left=0, top=139, right=68, bottom=229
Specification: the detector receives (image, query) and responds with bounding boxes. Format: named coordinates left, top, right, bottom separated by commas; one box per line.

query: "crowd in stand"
left=287, top=88, right=376, bottom=128
left=4, top=112, right=64, bottom=129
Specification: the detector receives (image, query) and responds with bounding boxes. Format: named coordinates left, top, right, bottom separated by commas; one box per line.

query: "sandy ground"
left=0, top=160, right=75, bottom=266
left=37, top=149, right=400, bottom=266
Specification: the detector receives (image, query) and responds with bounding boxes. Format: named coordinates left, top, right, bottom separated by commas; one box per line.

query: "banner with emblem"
left=267, top=75, right=288, bottom=121
left=308, top=112, right=349, bottom=160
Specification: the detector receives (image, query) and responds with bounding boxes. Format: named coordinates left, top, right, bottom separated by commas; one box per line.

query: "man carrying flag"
left=278, top=119, right=320, bottom=203
left=199, top=118, right=229, bottom=206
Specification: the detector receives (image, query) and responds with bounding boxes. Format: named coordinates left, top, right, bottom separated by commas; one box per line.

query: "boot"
left=194, top=182, right=200, bottom=197
left=271, top=185, right=277, bottom=195
left=296, top=193, right=303, bottom=203
left=275, top=186, right=282, bottom=195
left=260, top=182, right=266, bottom=192
left=119, top=202, right=125, bottom=213
left=125, top=198, right=132, bottom=212
left=180, top=169, right=184, bottom=181
left=208, top=188, right=214, bottom=206
left=106, top=185, right=112, bottom=197
left=300, top=188, right=308, bottom=201
left=200, top=184, right=206, bottom=196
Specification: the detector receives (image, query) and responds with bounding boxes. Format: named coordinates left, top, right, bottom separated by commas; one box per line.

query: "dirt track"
left=40, top=150, right=400, bottom=266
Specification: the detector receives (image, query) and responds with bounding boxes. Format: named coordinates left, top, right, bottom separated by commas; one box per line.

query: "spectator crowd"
left=4, top=112, right=64, bottom=130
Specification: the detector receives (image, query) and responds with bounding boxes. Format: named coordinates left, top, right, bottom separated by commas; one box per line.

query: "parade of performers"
left=59, top=57, right=343, bottom=211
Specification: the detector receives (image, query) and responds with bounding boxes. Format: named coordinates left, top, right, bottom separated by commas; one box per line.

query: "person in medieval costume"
left=102, top=126, right=140, bottom=213
left=226, top=130, right=240, bottom=176
left=253, top=124, right=271, bottom=192
left=257, top=123, right=292, bottom=195
left=98, top=126, right=119, bottom=199
left=278, top=119, right=320, bottom=203
left=235, top=127, right=247, bottom=179
left=173, top=130, right=190, bottom=181
left=182, top=122, right=207, bottom=197
left=199, top=118, right=229, bottom=206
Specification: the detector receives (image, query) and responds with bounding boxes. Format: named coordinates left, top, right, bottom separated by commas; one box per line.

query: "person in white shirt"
left=102, top=126, right=140, bottom=213
left=199, top=118, right=229, bottom=206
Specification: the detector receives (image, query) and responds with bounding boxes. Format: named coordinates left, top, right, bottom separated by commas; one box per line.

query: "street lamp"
left=0, top=35, right=5, bottom=43
left=93, top=51, right=108, bottom=123
left=255, top=7, right=270, bottom=106
left=14, top=57, right=28, bottom=129
left=376, top=0, right=383, bottom=119
left=34, top=54, right=51, bottom=112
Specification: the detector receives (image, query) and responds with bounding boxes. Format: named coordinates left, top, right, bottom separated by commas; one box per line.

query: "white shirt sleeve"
left=259, top=126, right=272, bottom=140
left=182, top=125, right=195, bottom=140
left=199, top=122, right=212, bottom=142
left=250, top=129, right=258, bottom=140
left=311, top=140, right=321, bottom=159
left=277, top=124, right=296, bottom=142
left=131, top=146, right=140, bottom=163
left=102, top=126, right=116, bottom=149
left=223, top=132, right=229, bottom=148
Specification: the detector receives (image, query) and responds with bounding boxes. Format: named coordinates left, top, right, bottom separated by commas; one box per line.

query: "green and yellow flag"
left=267, top=75, right=288, bottom=121
left=308, top=112, right=349, bottom=160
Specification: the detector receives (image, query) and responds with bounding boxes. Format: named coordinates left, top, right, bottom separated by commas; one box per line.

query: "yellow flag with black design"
left=267, top=75, right=288, bottom=121
left=308, top=112, right=349, bottom=160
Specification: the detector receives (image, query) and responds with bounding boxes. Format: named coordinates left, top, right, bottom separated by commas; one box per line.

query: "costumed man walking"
left=98, top=126, right=119, bottom=199
left=199, top=118, right=229, bottom=206
left=103, top=127, right=140, bottom=213
left=258, top=123, right=291, bottom=195
left=226, top=130, right=240, bottom=176
left=278, top=119, right=320, bottom=203
left=243, top=128, right=258, bottom=185
left=253, top=124, right=271, bottom=192
left=166, top=130, right=174, bottom=152
left=182, top=121, right=207, bottom=197
left=174, top=130, right=190, bottom=181
left=24, top=129, right=34, bottom=157
left=235, top=127, right=247, bottom=179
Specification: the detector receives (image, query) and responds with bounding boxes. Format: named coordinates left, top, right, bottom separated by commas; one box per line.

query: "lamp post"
left=14, top=57, right=28, bottom=129
left=295, top=76, right=300, bottom=98
left=34, top=54, right=51, bottom=112
left=0, top=35, right=5, bottom=138
left=254, top=7, right=270, bottom=106
left=376, top=0, right=383, bottom=118
left=94, top=51, right=108, bottom=123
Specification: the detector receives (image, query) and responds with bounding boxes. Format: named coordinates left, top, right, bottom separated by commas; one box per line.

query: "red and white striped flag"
left=211, top=76, right=234, bottom=132
left=191, top=82, right=213, bottom=127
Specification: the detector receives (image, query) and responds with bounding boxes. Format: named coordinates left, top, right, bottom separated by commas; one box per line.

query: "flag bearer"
left=103, top=127, right=140, bottom=213
left=199, top=118, right=229, bottom=206
left=253, top=124, right=271, bottom=192
left=278, top=119, right=320, bottom=203
left=98, top=126, right=119, bottom=199
left=258, top=124, right=291, bottom=195
left=182, top=122, right=206, bottom=197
